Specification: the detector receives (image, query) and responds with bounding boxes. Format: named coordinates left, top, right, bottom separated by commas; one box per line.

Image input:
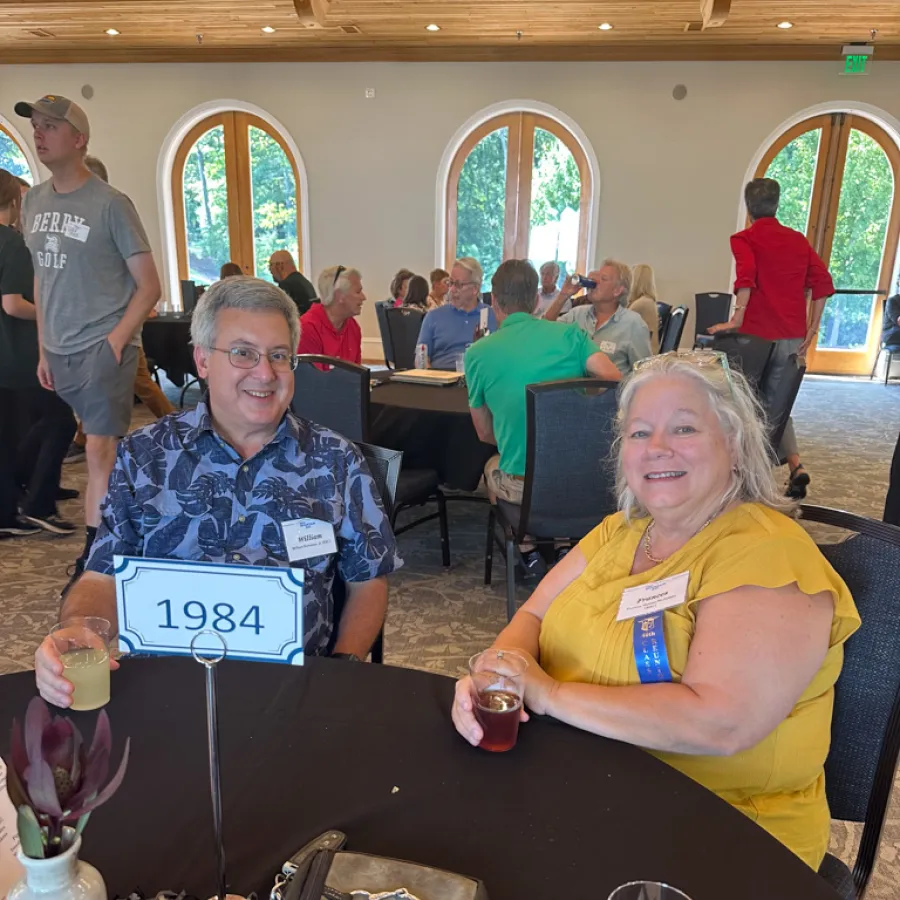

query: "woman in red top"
left=298, top=265, right=365, bottom=369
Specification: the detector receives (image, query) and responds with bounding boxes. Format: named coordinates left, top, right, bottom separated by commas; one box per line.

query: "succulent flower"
left=4, top=697, right=130, bottom=858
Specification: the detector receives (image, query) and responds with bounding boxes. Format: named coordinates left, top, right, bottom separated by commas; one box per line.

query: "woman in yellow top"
left=452, top=351, right=860, bottom=871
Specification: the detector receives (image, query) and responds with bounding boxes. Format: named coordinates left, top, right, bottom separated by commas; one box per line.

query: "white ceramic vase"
left=7, top=830, right=106, bottom=900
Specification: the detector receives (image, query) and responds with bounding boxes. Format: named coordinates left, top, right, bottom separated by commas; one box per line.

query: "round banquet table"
left=369, top=379, right=495, bottom=491
left=0, top=658, right=839, bottom=900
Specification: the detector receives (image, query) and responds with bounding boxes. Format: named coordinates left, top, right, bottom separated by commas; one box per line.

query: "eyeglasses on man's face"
left=448, top=279, right=477, bottom=290
left=209, top=346, right=298, bottom=372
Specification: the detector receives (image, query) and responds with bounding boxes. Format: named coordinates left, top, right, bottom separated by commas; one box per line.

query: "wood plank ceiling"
left=0, top=0, right=898, bottom=64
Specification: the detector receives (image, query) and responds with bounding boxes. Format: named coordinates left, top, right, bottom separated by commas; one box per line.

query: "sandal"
left=786, top=464, right=810, bottom=500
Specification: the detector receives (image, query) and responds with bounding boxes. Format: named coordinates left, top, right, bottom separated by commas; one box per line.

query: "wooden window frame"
left=0, top=122, right=34, bottom=182
left=171, top=111, right=304, bottom=288
left=755, top=114, right=900, bottom=376
left=445, top=112, right=591, bottom=275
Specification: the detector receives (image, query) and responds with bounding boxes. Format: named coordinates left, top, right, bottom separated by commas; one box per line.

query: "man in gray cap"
left=16, top=94, right=161, bottom=596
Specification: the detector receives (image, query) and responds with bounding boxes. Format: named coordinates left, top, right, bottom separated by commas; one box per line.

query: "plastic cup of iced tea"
left=468, top=649, right=528, bottom=752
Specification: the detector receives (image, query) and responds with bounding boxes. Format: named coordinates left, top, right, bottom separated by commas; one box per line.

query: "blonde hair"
left=453, top=257, right=484, bottom=290
left=318, top=265, right=361, bottom=307
left=614, top=354, right=793, bottom=522
left=600, top=258, right=632, bottom=305
left=628, top=263, right=657, bottom=306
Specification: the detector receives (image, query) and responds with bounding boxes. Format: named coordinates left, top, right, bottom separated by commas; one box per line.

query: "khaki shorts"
left=484, top=454, right=524, bottom=504
left=44, top=339, right=138, bottom=437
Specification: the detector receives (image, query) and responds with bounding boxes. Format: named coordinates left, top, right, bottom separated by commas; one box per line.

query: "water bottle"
left=415, top=343, right=428, bottom=369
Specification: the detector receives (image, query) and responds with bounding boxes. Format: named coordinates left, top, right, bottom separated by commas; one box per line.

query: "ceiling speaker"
left=81, top=85, right=94, bottom=100
left=672, top=84, right=688, bottom=101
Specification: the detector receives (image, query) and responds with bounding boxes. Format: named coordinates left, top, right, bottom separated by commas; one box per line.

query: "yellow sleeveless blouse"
left=539, top=503, right=860, bottom=869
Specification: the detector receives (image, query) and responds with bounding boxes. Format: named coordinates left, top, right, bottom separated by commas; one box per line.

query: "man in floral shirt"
left=35, top=277, right=402, bottom=707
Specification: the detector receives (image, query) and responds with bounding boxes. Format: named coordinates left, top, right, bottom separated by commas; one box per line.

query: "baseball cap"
left=14, top=95, right=90, bottom=140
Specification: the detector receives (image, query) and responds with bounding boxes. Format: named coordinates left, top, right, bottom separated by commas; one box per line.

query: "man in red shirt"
left=298, top=265, right=365, bottom=369
left=709, top=178, right=834, bottom=499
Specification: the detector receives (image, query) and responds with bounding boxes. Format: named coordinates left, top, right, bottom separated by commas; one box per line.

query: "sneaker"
left=786, top=465, right=810, bottom=500
left=56, top=487, right=80, bottom=501
left=62, top=444, right=86, bottom=465
left=20, top=514, right=77, bottom=535
left=59, top=556, right=86, bottom=601
left=554, top=545, right=571, bottom=565
left=0, top=517, right=41, bottom=538
left=518, top=548, right=547, bottom=581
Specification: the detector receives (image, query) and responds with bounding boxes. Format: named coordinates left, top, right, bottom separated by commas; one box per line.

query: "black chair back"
left=694, top=292, right=732, bottom=339
left=656, top=302, right=672, bottom=344
left=516, top=379, right=619, bottom=540
left=800, top=505, right=900, bottom=897
left=375, top=300, right=396, bottom=368
left=708, top=333, right=775, bottom=391
left=180, top=280, right=198, bottom=314
left=356, top=442, right=402, bottom=520
left=763, top=353, right=805, bottom=461
left=383, top=307, right=425, bottom=370
left=660, top=306, right=689, bottom=353
left=292, top=355, right=370, bottom=442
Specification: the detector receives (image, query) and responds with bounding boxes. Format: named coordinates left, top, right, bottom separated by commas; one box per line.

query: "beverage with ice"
left=468, top=649, right=528, bottom=753
left=62, top=647, right=111, bottom=711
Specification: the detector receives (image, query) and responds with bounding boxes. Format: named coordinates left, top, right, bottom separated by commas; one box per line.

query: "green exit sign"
left=845, top=54, right=868, bottom=74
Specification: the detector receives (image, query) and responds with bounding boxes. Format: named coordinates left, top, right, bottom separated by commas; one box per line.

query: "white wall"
left=2, top=60, right=899, bottom=355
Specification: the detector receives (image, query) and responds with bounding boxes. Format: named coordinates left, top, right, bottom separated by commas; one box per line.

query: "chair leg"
left=370, top=630, right=384, bottom=665
left=505, top=537, right=516, bottom=622
left=484, top=506, right=495, bottom=585
left=437, top=491, right=450, bottom=568
left=871, top=348, right=882, bottom=380
left=886, top=351, right=894, bottom=386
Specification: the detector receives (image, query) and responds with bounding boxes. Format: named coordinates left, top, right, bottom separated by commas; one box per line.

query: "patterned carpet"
left=2, top=374, right=900, bottom=895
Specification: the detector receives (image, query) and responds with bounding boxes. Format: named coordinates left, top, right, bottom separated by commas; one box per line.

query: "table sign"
left=114, top=556, right=305, bottom=665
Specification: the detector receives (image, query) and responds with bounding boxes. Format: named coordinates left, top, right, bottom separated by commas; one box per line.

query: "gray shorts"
left=44, top=340, right=138, bottom=437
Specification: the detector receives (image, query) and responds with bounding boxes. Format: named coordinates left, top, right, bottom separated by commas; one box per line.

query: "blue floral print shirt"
left=87, top=400, right=403, bottom=654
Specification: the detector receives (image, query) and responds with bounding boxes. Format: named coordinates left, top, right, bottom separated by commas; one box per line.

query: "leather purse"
left=271, top=831, right=489, bottom=900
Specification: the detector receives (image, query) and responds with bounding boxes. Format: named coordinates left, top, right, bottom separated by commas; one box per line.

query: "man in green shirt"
left=465, top=259, right=620, bottom=578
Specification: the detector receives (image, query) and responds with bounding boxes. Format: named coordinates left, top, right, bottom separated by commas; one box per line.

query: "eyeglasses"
left=633, top=349, right=734, bottom=392
left=448, top=280, right=477, bottom=290
left=332, top=265, right=346, bottom=287
left=209, top=346, right=298, bottom=372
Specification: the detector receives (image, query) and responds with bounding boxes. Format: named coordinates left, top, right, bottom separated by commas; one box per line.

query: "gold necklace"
left=643, top=516, right=714, bottom=565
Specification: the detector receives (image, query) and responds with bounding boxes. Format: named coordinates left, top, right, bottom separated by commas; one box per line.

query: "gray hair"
left=190, top=276, right=300, bottom=352
left=614, top=354, right=794, bottom=522
left=540, top=260, right=560, bottom=280
left=318, top=265, right=361, bottom=307
left=453, top=256, right=484, bottom=289
left=745, top=178, right=780, bottom=220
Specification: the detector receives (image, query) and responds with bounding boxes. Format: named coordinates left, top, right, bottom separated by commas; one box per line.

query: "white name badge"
left=479, top=307, right=489, bottom=332
left=599, top=340, right=617, bottom=354
left=64, top=221, right=90, bottom=242
left=282, top=518, right=338, bottom=562
left=114, top=556, right=305, bottom=665
left=617, top=570, right=690, bottom=622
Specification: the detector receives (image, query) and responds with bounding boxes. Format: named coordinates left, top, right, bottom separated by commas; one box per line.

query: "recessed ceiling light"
left=777, top=21, right=793, bottom=29
left=105, top=28, right=120, bottom=36
left=261, top=25, right=276, bottom=34
left=598, top=23, right=613, bottom=31
left=426, top=23, right=440, bottom=32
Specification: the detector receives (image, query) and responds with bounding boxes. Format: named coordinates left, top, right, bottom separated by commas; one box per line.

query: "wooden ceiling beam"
left=701, top=0, right=732, bottom=30
left=292, top=0, right=332, bottom=28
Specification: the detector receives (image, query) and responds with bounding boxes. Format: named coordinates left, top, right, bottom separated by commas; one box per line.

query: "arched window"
left=171, top=111, right=303, bottom=286
left=754, top=113, right=900, bottom=376
left=446, top=112, right=592, bottom=290
left=0, top=123, right=33, bottom=182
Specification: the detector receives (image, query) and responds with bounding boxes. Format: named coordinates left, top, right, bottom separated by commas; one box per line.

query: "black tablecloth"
left=142, top=315, right=196, bottom=387
left=0, top=658, right=838, bottom=900
left=370, top=381, right=494, bottom=491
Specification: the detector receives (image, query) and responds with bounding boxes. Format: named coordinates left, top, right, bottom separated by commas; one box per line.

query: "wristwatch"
left=331, top=652, right=362, bottom=662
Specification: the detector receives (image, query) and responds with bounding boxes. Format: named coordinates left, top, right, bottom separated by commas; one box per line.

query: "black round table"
left=370, top=380, right=494, bottom=491
left=0, top=658, right=839, bottom=900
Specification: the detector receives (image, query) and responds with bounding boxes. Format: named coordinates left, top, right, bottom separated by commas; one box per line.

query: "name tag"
left=599, top=340, right=617, bottom=354
left=282, top=517, right=338, bottom=562
left=479, top=307, right=489, bottom=332
left=617, top=570, right=689, bottom=622
left=64, top=221, right=90, bottom=242
left=114, top=556, right=305, bottom=665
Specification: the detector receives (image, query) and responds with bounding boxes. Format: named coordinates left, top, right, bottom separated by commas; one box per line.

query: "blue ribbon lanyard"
left=633, top=610, right=673, bottom=684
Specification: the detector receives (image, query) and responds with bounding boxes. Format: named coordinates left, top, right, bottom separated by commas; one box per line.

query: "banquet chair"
left=484, top=379, right=619, bottom=620
left=799, top=505, right=900, bottom=900
left=704, top=332, right=775, bottom=393
left=762, top=353, right=805, bottom=465
left=384, top=307, right=425, bottom=370
left=694, top=292, right=732, bottom=341
left=375, top=300, right=396, bottom=369
left=659, top=306, right=689, bottom=353
left=292, top=355, right=450, bottom=565
left=870, top=343, right=900, bottom=385
left=656, top=301, right=672, bottom=345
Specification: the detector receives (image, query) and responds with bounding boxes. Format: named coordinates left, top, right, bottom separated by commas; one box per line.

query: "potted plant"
left=3, top=697, right=130, bottom=899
